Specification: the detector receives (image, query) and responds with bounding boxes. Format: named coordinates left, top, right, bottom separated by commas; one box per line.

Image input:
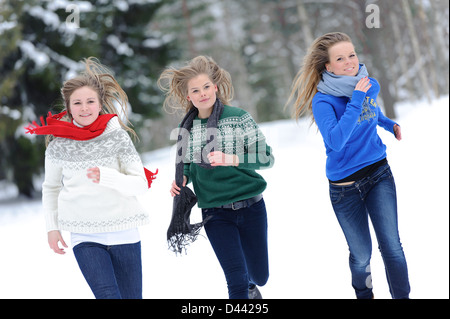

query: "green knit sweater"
left=183, top=105, right=274, bottom=208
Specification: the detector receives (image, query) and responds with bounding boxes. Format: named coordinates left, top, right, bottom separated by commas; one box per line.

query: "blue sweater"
left=312, top=78, right=397, bottom=181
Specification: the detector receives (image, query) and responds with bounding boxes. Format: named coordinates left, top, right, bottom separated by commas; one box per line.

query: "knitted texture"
left=185, top=105, right=274, bottom=208
left=167, top=103, right=275, bottom=254
left=42, top=117, right=149, bottom=233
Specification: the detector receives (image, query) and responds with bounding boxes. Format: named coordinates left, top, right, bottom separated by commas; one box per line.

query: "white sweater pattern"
left=42, top=117, right=149, bottom=233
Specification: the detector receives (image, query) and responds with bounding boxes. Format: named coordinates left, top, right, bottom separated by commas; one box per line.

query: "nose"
left=80, top=102, right=89, bottom=111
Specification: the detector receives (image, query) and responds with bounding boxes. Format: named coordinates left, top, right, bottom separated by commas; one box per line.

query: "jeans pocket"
left=329, top=189, right=343, bottom=204
left=371, top=166, right=393, bottom=184
left=202, top=208, right=216, bottom=221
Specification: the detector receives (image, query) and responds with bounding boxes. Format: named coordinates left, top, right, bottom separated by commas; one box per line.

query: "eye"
left=350, top=54, right=356, bottom=58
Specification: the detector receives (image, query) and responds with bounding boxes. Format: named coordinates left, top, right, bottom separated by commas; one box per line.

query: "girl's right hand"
left=48, top=230, right=68, bottom=255
left=170, top=176, right=187, bottom=197
left=355, top=76, right=371, bottom=93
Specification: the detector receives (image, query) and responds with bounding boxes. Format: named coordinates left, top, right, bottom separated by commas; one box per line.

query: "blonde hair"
left=287, top=32, right=353, bottom=122
left=157, top=55, right=234, bottom=114
left=60, top=57, right=137, bottom=139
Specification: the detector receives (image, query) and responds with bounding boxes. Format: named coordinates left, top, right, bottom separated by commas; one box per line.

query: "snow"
left=46, top=0, right=94, bottom=12
left=0, top=21, right=17, bottom=35
left=0, top=106, right=21, bottom=121
left=0, top=96, right=448, bottom=299
left=107, top=34, right=134, bottom=56
left=18, top=40, right=50, bottom=68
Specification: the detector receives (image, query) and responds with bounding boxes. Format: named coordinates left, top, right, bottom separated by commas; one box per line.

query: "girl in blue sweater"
left=288, top=32, right=410, bottom=299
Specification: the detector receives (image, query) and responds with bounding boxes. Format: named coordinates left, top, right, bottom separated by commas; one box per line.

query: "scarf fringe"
left=167, top=222, right=203, bottom=255
left=167, top=216, right=211, bottom=255
left=144, top=168, right=158, bottom=188
left=25, top=111, right=67, bottom=134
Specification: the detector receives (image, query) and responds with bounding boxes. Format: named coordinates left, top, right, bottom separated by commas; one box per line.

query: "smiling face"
left=325, top=41, right=359, bottom=76
left=186, top=73, right=218, bottom=119
left=69, top=86, right=102, bottom=126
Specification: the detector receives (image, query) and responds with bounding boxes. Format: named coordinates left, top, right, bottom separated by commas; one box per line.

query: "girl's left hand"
left=87, top=167, right=100, bottom=183
left=394, top=124, right=402, bottom=141
left=207, top=151, right=239, bottom=167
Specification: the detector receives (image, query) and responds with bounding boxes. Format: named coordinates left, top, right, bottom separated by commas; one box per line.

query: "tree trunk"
left=182, top=0, right=197, bottom=58
left=218, top=0, right=258, bottom=120
left=355, top=1, right=397, bottom=119
left=296, top=0, right=314, bottom=48
left=417, top=0, right=439, bottom=97
left=389, top=6, right=415, bottom=99
left=429, top=0, right=449, bottom=94
left=401, top=0, right=432, bottom=103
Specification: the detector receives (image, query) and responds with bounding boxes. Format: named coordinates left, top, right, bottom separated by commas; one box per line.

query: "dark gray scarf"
left=167, top=98, right=224, bottom=254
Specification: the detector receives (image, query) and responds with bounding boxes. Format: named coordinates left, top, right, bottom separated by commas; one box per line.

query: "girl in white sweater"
left=26, top=57, right=155, bottom=299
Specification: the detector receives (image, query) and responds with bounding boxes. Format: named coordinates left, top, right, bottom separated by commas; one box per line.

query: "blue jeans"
left=202, top=198, right=269, bottom=299
left=329, top=163, right=410, bottom=299
left=73, top=242, right=142, bottom=299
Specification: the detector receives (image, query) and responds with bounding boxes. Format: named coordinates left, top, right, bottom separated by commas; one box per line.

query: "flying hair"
left=60, top=57, right=137, bottom=140
left=286, top=32, right=352, bottom=122
left=158, top=55, right=234, bottom=114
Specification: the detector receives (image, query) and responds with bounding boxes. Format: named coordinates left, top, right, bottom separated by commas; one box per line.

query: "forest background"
left=0, top=0, right=449, bottom=197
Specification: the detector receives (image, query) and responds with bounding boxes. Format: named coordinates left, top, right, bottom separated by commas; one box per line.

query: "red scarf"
left=25, top=111, right=157, bottom=188
left=25, top=111, right=117, bottom=140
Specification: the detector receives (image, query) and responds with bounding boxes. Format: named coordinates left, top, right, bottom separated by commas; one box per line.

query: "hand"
left=394, top=124, right=402, bottom=141
left=170, top=175, right=187, bottom=197
left=207, top=151, right=239, bottom=167
left=48, top=230, right=68, bottom=255
left=87, top=167, right=100, bottom=183
left=355, top=76, right=371, bottom=93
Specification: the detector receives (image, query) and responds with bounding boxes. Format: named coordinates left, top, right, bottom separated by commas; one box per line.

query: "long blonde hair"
left=60, top=57, right=137, bottom=139
left=287, top=32, right=353, bottom=122
left=157, top=55, right=234, bottom=114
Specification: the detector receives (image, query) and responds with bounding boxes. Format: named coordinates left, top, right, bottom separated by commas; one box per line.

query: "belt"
left=217, top=194, right=263, bottom=210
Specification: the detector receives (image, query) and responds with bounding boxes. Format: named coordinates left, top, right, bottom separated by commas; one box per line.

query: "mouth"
left=200, top=98, right=209, bottom=103
left=79, top=114, right=92, bottom=118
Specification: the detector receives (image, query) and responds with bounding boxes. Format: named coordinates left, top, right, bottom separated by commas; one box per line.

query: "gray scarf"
left=317, top=63, right=369, bottom=98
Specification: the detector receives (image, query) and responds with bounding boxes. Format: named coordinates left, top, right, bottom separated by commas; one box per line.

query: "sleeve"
left=236, top=113, right=274, bottom=170
left=313, top=90, right=366, bottom=152
left=42, top=150, right=63, bottom=232
left=377, top=108, right=398, bottom=135
left=98, top=131, right=148, bottom=196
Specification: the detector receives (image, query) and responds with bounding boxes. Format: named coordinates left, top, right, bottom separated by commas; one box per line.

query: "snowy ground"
left=0, top=96, right=448, bottom=299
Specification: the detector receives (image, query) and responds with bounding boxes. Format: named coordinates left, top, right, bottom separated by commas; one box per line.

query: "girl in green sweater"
left=159, top=56, right=274, bottom=299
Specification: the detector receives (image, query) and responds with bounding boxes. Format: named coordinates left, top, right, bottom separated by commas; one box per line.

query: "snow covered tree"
left=0, top=0, right=47, bottom=196
left=0, top=0, right=176, bottom=197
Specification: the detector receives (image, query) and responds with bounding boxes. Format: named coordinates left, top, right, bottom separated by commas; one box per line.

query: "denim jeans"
left=73, top=241, right=142, bottom=299
left=329, top=163, right=410, bottom=299
left=202, top=198, right=269, bottom=299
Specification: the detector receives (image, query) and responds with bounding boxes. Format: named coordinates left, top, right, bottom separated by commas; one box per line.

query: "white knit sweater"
left=42, top=117, right=149, bottom=233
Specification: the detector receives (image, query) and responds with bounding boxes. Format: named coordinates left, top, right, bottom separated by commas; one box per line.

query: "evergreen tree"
left=0, top=0, right=176, bottom=197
